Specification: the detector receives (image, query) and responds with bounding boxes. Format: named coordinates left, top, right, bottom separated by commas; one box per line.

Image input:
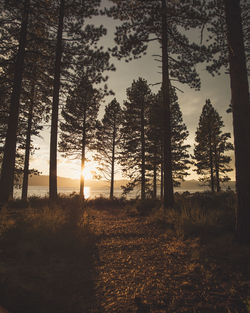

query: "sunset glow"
left=81, top=167, right=93, bottom=181
left=84, top=186, right=90, bottom=199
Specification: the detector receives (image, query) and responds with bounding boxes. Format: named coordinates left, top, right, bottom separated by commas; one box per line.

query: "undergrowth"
left=145, top=191, right=236, bottom=241
left=1, top=192, right=249, bottom=312
left=0, top=201, right=97, bottom=313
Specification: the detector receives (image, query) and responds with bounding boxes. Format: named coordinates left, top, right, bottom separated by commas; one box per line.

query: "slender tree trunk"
left=80, top=108, right=86, bottom=199
left=153, top=157, right=157, bottom=199
left=161, top=0, right=174, bottom=209
left=160, top=162, right=164, bottom=200
left=223, top=0, right=250, bottom=243
left=110, top=119, right=116, bottom=199
left=141, top=99, right=146, bottom=200
left=160, top=143, right=164, bottom=200
left=21, top=75, right=36, bottom=201
left=215, top=150, right=220, bottom=192
left=49, top=0, right=64, bottom=202
left=0, top=0, right=30, bottom=203
left=208, top=130, right=215, bottom=192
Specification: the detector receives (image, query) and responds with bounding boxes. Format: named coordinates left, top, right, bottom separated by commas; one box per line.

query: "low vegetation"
left=0, top=198, right=97, bottom=313
left=0, top=192, right=249, bottom=312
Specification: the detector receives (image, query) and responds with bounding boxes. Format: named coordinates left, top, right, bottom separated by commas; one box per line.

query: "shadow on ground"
left=0, top=206, right=100, bottom=313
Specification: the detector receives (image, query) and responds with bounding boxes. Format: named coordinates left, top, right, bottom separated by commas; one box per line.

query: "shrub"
left=150, top=191, right=236, bottom=240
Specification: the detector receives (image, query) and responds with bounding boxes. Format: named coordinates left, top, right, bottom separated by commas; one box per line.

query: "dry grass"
left=0, top=193, right=249, bottom=313
left=0, top=199, right=97, bottom=313
left=147, top=191, right=236, bottom=240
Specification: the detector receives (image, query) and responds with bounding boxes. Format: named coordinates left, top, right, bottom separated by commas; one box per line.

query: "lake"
left=13, top=185, right=210, bottom=199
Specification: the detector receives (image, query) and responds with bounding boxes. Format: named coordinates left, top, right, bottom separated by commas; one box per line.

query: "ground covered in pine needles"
left=91, top=206, right=250, bottom=313
left=0, top=195, right=249, bottom=312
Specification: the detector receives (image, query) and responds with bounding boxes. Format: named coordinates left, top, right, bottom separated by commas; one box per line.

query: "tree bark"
left=153, top=158, right=157, bottom=199
left=160, top=161, right=164, bottom=200
left=223, top=0, right=250, bottom=243
left=0, top=0, right=30, bottom=203
left=215, top=149, right=221, bottom=192
left=208, top=130, right=215, bottom=192
left=110, top=118, right=116, bottom=199
left=160, top=142, right=164, bottom=200
left=21, top=73, right=36, bottom=201
left=161, top=0, right=174, bottom=209
left=141, top=98, right=146, bottom=200
left=80, top=107, right=87, bottom=199
left=49, top=0, right=65, bottom=202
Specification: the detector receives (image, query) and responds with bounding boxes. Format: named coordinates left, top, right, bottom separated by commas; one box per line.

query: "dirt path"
left=90, top=209, right=200, bottom=313
left=89, top=208, right=249, bottom=313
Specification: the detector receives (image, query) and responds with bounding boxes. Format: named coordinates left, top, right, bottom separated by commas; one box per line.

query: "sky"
left=29, top=0, right=235, bottom=182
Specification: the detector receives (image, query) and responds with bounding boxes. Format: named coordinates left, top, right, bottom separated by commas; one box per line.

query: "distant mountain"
left=29, top=175, right=235, bottom=190
left=177, top=179, right=235, bottom=191
left=28, top=175, right=128, bottom=188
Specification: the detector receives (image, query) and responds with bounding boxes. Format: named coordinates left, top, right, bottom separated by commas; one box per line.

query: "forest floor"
left=90, top=207, right=250, bottom=313
left=0, top=201, right=249, bottom=313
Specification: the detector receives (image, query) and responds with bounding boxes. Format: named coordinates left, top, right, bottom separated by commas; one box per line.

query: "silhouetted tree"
left=19, top=10, right=53, bottom=200
left=20, top=62, right=51, bottom=201
left=224, top=0, right=250, bottom=242
left=194, top=99, right=233, bottom=192
left=93, top=99, right=122, bottom=199
left=205, top=0, right=249, bottom=77
left=204, top=0, right=250, bottom=242
left=0, top=0, right=54, bottom=201
left=170, top=89, right=191, bottom=185
left=147, top=93, right=162, bottom=199
left=59, top=77, right=101, bottom=199
left=0, top=0, right=30, bottom=202
left=119, top=78, right=152, bottom=200
left=49, top=0, right=64, bottom=202
left=49, top=0, right=114, bottom=202
left=148, top=88, right=191, bottom=198
left=106, top=0, right=208, bottom=209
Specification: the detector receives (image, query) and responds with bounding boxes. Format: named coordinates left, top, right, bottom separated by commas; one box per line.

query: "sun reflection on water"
left=84, top=186, right=90, bottom=199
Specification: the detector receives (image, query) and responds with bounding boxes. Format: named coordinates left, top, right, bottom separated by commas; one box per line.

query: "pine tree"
left=48, top=0, right=114, bottom=202
left=0, top=0, right=55, bottom=201
left=201, top=0, right=250, bottom=242
left=205, top=0, right=249, bottom=76
left=20, top=8, right=53, bottom=200
left=170, top=88, right=191, bottom=186
left=92, top=99, right=122, bottom=199
left=194, top=99, right=233, bottom=192
left=105, top=0, right=208, bottom=208
left=59, top=77, right=101, bottom=199
left=147, top=93, right=162, bottom=199
left=119, top=78, right=152, bottom=200
left=224, top=0, right=250, bottom=242
left=147, top=88, right=191, bottom=197
left=0, top=0, right=30, bottom=202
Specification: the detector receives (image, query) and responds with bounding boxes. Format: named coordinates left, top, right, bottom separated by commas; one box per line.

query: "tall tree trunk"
left=223, top=0, right=250, bottom=243
left=161, top=0, right=174, bottom=209
left=110, top=119, right=116, bottom=199
left=160, top=162, right=164, bottom=200
left=215, top=149, right=220, bottom=192
left=141, top=99, right=146, bottom=200
left=208, top=130, right=215, bottom=192
left=160, top=143, right=164, bottom=200
left=0, top=0, right=30, bottom=203
left=80, top=107, right=87, bottom=199
left=49, top=0, right=65, bottom=202
left=153, top=157, right=157, bottom=199
left=21, top=74, right=36, bottom=201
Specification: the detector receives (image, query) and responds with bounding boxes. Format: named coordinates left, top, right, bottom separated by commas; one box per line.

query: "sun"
left=81, top=167, right=93, bottom=181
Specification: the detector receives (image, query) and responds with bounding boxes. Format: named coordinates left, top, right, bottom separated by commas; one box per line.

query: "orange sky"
left=29, top=0, right=235, bottom=182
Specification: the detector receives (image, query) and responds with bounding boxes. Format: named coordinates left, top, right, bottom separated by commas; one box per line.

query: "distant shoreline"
left=27, top=175, right=235, bottom=190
